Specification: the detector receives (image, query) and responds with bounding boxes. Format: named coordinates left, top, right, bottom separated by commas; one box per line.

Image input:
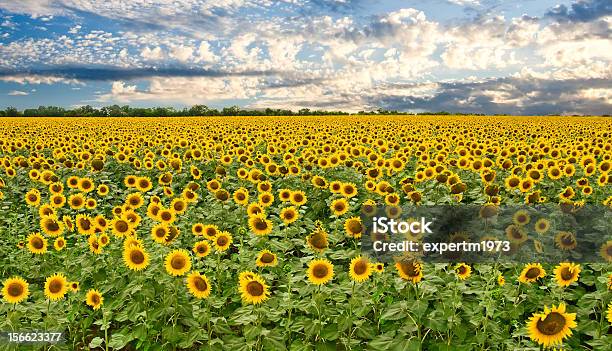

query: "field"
left=0, top=115, right=611, bottom=351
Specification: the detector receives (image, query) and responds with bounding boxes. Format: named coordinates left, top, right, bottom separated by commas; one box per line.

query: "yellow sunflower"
left=307, top=259, right=334, bottom=285
left=86, top=289, right=103, bottom=310
left=213, top=231, right=233, bottom=252
left=53, top=237, right=66, bottom=251
left=555, top=232, right=577, bottom=251
left=186, top=271, right=211, bottom=299
left=280, top=206, right=299, bottom=224
left=165, top=249, right=192, bottom=276
left=527, top=303, right=576, bottom=348
left=330, top=198, right=349, bottom=216
left=607, top=303, right=612, bottom=325
left=289, top=190, right=307, bottom=206
left=40, top=216, right=64, bottom=237
left=349, top=256, right=372, bottom=283
left=193, top=240, right=211, bottom=258
left=498, top=274, right=505, bottom=286
left=123, top=246, right=150, bottom=271
left=248, top=214, right=273, bottom=236
left=554, top=263, right=581, bottom=287
left=519, top=263, right=546, bottom=283
left=599, top=241, right=612, bottom=262
left=238, top=273, right=270, bottom=304
left=2, top=277, right=29, bottom=304
left=534, top=218, right=551, bottom=234
left=27, top=232, right=47, bottom=254
left=455, top=263, right=472, bottom=280
left=395, top=260, right=423, bottom=283
left=256, top=249, right=278, bottom=267
left=344, top=217, right=363, bottom=238
left=306, top=225, right=329, bottom=253
left=44, top=273, right=68, bottom=301
left=151, top=223, right=170, bottom=244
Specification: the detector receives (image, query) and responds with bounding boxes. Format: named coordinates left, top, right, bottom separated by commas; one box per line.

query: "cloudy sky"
left=0, top=0, right=610, bottom=114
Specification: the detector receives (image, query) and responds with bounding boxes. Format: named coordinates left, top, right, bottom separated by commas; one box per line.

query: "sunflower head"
left=519, top=263, right=546, bottom=284
left=554, top=263, right=581, bottom=287
left=527, top=303, right=577, bottom=348
left=44, top=273, right=68, bottom=301
left=349, top=256, right=372, bottom=283
left=123, top=246, right=150, bottom=271
left=395, top=260, right=423, bottom=283
left=165, top=249, right=192, bottom=276
left=186, top=271, right=211, bottom=299
left=307, top=259, right=334, bottom=285
left=193, top=240, right=211, bottom=258
left=2, top=277, right=29, bottom=304
left=455, top=263, right=472, bottom=280
left=238, top=272, right=270, bottom=304
left=27, top=232, right=48, bottom=254
left=256, top=249, right=278, bottom=267
left=86, top=289, right=104, bottom=310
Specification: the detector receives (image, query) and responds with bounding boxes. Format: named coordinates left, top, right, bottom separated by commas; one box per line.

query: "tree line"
left=0, top=105, right=491, bottom=117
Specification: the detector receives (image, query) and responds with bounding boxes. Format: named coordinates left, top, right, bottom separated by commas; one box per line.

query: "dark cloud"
left=367, top=77, right=611, bottom=115
left=546, top=0, right=612, bottom=22
left=0, top=66, right=281, bottom=81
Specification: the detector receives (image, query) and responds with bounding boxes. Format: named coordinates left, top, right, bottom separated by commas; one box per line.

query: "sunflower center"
left=536, top=312, right=566, bottom=335
left=560, top=267, right=574, bottom=281
left=399, top=262, right=419, bottom=277
left=562, top=235, right=574, bottom=245
left=194, top=277, right=208, bottom=291
left=197, top=245, right=207, bottom=254
left=47, top=221, right=59, bottom=231
left=116, top=221, right=128, bottom=232
left=309, top=232, right=327, bottom=249
left=334, top=203, right=345, bottom=211
left=525, top=267, right=541, bottom=279
left=293, top=194, right=303, bottom=202
left=313, top=264, right=329, bottom=278
left=91, top=294, right=100, bottom=304
left=606, top=245, right=612, bottom=256
left=49, top=279, right=63, bottom=293
left=246, top=281, right=264, bottom=296
left=353, top=260, right=368, bottom=275
left=254, top=219, right=268, bottom=231
left=155, top=228, right=166, bottom=238
left=130, top=250, right=145, bottom=264
left=457, top=266, right=467, bottom=275
left=283, top=211, right=294, bottom=220
left=171, top=256, right=186, bottom=269
left=8, top=282, right=24, bottom=297
left=347, top=220, right=362, bottom=234
left=260, top=253, right=274, bottom=263
left=31, top=237, right=44, bottom=249
left=217, top=236, right=228, bottom=246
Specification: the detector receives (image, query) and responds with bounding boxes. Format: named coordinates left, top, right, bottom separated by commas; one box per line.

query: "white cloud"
left=141, top=46, right=165, bottom=61
left=196, top=41, right=218, bottom=62
left=0, top=74, right=82, bottom=85
left=8, top=90, right=29, bottom=96
left=170, top=45, right=193, bottom=62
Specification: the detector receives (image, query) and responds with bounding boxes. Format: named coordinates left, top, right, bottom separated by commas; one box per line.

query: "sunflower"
left=76, top=214, right=96, bottom=236
left=278, top=189, right=292, bottom=202
left=125, top=192, right=144, bottom=209
left=555, top=231, right=577, bottom=251
left=330, top=198, right=349, bottom=216
left=599, top=240, right=612, bottom=262
left=213, top=232, right=233, bottom=251
left=158, top=209, right=176, bottom=224
left=455, top=263, right=472, bottom=280
left=344, top=217, right=363, bottom=238
left=123, top=246, right=149, bottom=271
left=248, top=214, right=273, bottom=236
left=373, top=262, right=385, bottom=273
left=2, top=277, right=29, bottom=304
left=258, top=191, right=274, bottom=207
left=290, top=190, right=307, bottom=206
left=554, top=263, right=581, bottom=287
left=361, top=200, right=377, bottom=217
left=151, top=223, right=170, bottom=244
left=534, top=218, right=551, bottom=234
left=186, top=271, right=211, bottom=299
left=111, top=218, right=132, bottom=237
left=97, top=184, right=110, bottom=196
left=202, top=224, right=219, bottom=240
left=68, top=193, right=85, bottom=209
left=497, top=274, right=505, bottom=286
left=349, top=256, right=372, bottom=283
left=70, top=282, right=80, bottom=292
left=238, top=273, right=270, bottom=304
left=395, top=260, right=423, bottom=283
left=193, top=240, right=211, bottom=258
left=78, top=177, right=95, bottom=193
left=519, top=263, right=546, bottom=283
left=307, top=259, right=334, bottom=285
left=247, top=202, right=265, bottom=217
left=86, top=289, right=103, bottom=310
left=27, top=232, right=47, bottom=254
left=607, top=303, right=612, bottom=325
left=307, top=225, right=329, bottom=252
left=136, top=176, right=153, bottom=192
left=44, top=273, right=68, bottom=301
left=256, top=249, right=278, bottom=267
left=527, top=303, right=576, bottom=348
left=170, top=197, right=188, bottom=214
left=98, top=233, right=110, bottom=247
left=40, top=216, right=64, bottom=237
left=280, top=206, right=298, bottom=224
left=233, top=188, right=249, bottom=206
left=25, top=189, right=41, bottom=206
left=54, top=237, right=66, bottom=251
left=505, top=224, right=528, bottom=244
left=165, top=249, right=192, bottom=276
left=512, top=210, right=531, bottom=226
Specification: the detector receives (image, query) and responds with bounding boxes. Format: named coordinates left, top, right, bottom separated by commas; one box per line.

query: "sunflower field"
left=0, top=115, right=611, bottom=351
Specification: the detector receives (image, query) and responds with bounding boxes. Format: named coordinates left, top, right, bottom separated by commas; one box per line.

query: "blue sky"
left=0, top=0, right=610, bottom=114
